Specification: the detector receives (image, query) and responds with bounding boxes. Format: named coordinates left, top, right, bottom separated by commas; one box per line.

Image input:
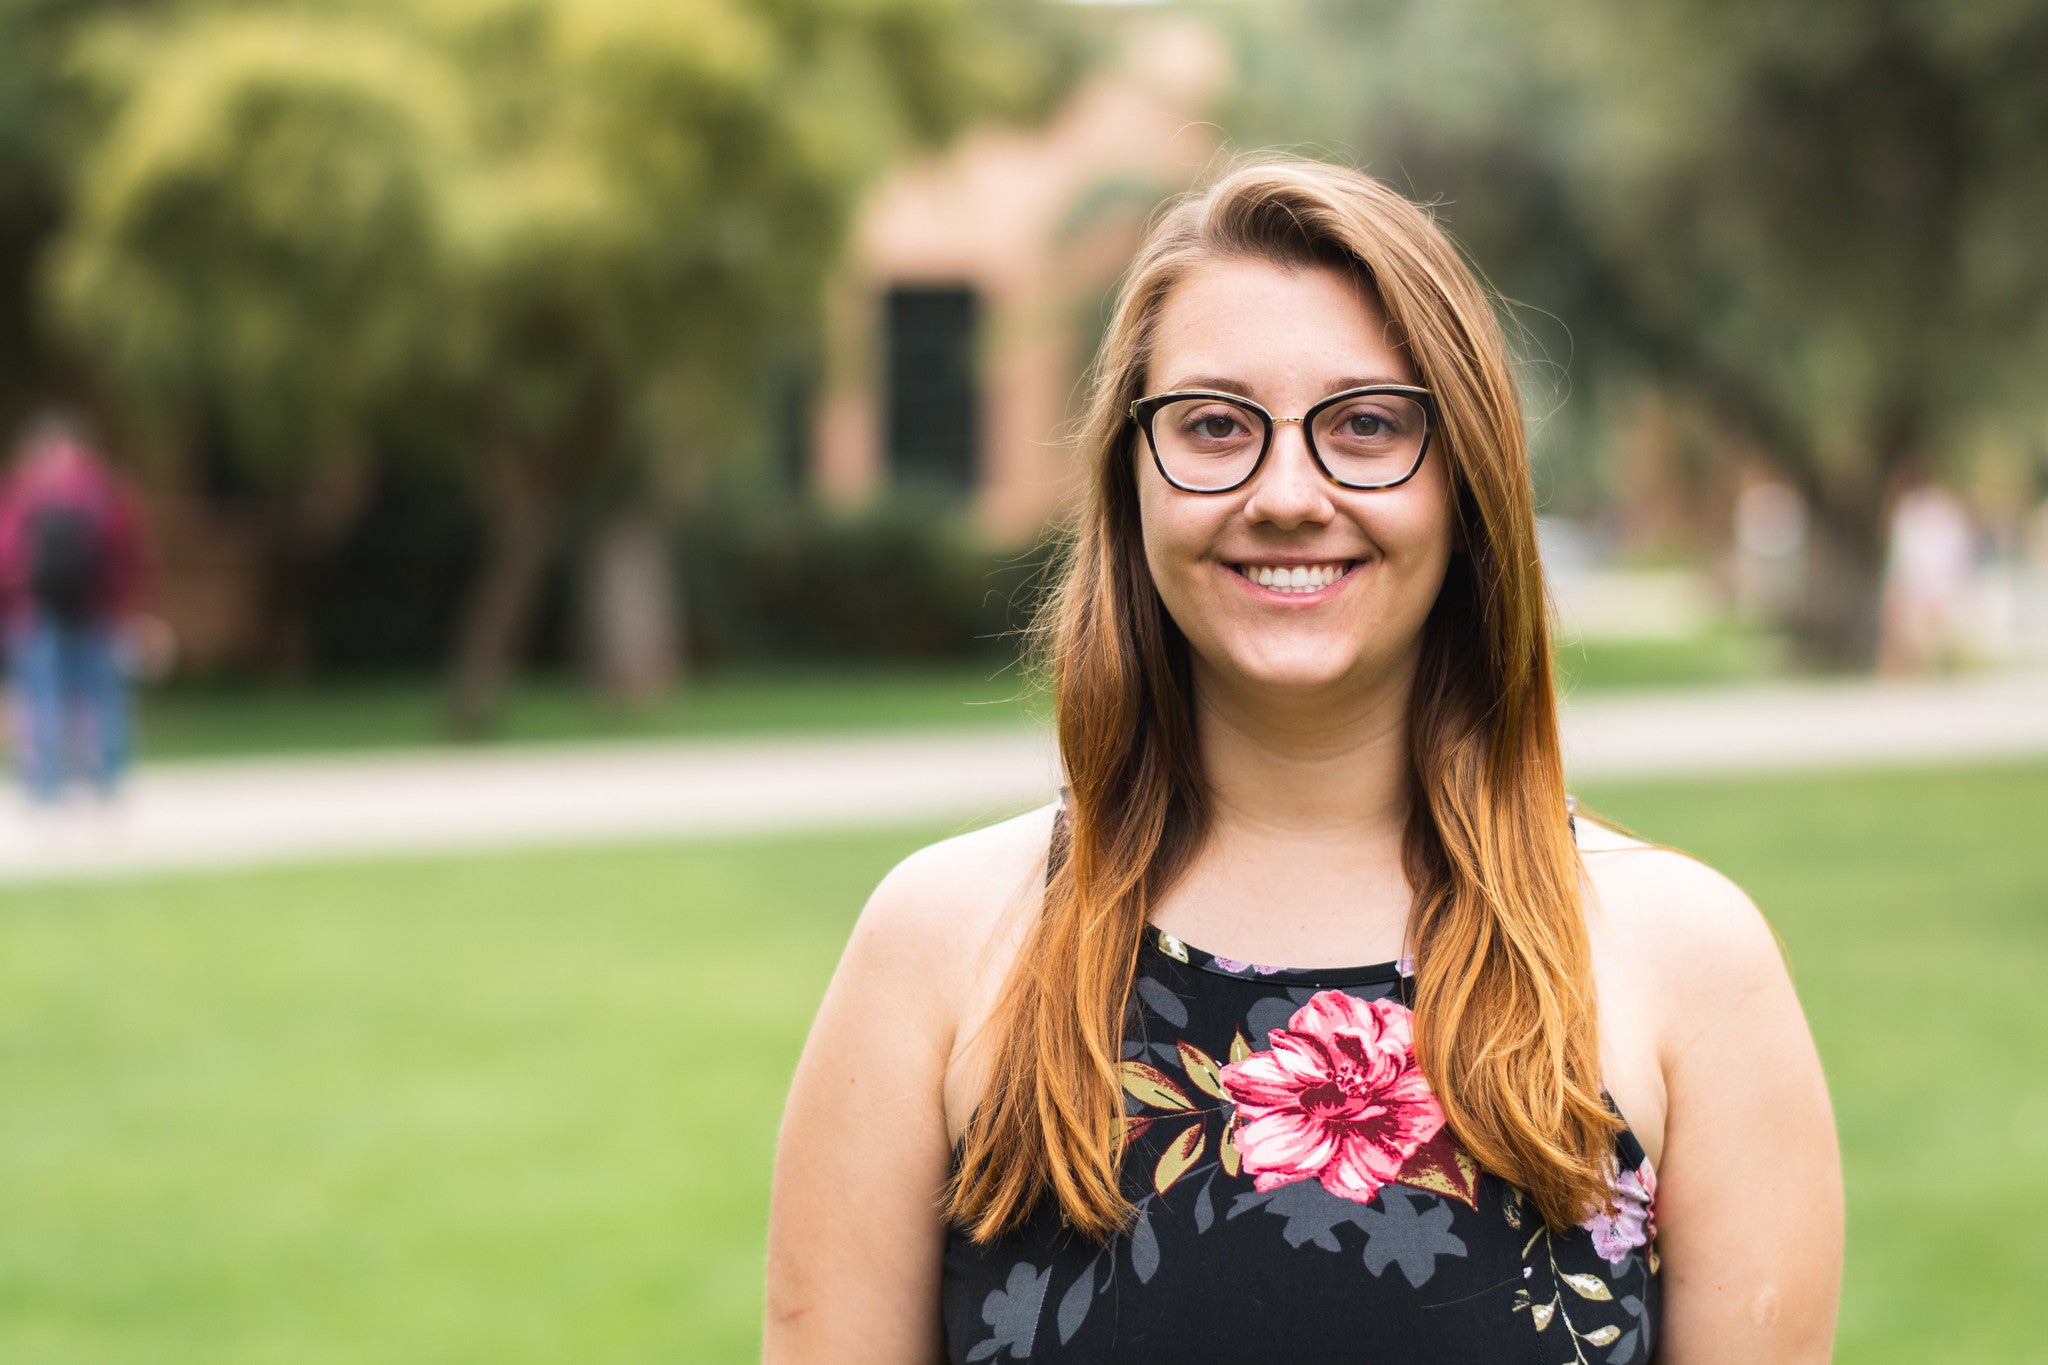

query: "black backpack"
left=24, top=501, right=106, bottom=624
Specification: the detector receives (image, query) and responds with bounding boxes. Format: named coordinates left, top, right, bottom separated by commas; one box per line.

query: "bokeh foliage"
left=18, top=0, right=1079, bottom=727
left=1223, top=0, right=2048, bottom=660
left=50, top=0, right=1075, bottom=464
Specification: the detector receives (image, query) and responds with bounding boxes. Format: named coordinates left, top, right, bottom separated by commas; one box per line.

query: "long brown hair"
left=948, top=156, right=1617, bottom=1241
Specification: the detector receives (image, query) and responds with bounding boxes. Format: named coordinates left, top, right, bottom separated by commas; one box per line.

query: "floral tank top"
left=940, top=817, right=1661, bottom=1363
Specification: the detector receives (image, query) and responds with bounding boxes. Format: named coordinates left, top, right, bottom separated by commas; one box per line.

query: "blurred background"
left=0, top=0, right=2043, bottom=1360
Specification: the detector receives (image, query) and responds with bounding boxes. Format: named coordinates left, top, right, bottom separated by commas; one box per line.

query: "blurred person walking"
left=1879, top=482, right=1978, bottom=676
left=0, top=414, right=151, bottom=803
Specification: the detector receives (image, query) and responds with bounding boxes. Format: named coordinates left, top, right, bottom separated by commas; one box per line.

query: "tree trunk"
left=251, top=518, right=314, bottom=678
left=1795, top=504, right=1888, bottom=669
left=446, top=448, right=558, bottom=740
left=1789, top=411, right=1924, bottom=670
left=250, top=454, right=373, bottom=678
left=580, top=509, right=681, bottom=706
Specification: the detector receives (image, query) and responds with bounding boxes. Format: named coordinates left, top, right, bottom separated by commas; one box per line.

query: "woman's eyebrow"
left=1160, top=375, right=1253, bottom=395
left=1157, top=373, right=1412, bottom=397
left=1326, top=373, right=1412, bottom=391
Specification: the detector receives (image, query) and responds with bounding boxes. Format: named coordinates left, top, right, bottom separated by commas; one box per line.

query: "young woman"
left=765, top=158, right=1842, bottom=1363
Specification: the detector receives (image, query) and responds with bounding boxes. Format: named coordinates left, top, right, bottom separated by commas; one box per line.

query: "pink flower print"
left=1581, top=1159, right=1657, bottom=1264
left=1212, top=956, right=1284, bottom=976
left=1217, top=990, right=1446, bottom=1205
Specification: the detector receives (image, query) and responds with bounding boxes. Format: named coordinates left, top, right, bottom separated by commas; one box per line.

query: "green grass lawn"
left=1554, top=625, right=1791, bottom=696
left=1, top=762, right=2040, bottom=1362
left=126, top=629, right=1789, bottom=764
left=134, top=662, right=1042, bottom=762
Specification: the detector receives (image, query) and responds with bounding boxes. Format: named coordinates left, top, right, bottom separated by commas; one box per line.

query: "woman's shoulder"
left=866, top=801, right=1060, bottom=925
left=1575, top=814, right=1790, bottom=1027
left=848, top=802, right=1061, bottom=1019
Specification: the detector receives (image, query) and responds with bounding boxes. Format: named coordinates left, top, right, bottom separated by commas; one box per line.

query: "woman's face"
left=1136, top=257, right=1458, bottom=701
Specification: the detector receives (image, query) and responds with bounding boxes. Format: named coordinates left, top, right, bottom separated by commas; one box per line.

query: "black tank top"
left=941, top=820, right=1661, bottom=1362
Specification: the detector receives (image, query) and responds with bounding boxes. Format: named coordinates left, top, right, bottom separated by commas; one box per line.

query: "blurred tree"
left=1225, top=0, right=2048, bottom=663
left=48, top=0, right=1077, bottom=732
left=0, top=0, right=163, bottom=430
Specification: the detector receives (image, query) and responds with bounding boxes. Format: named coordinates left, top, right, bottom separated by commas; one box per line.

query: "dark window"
left=771, top=355, right=816, bottom=492
left=884, top=285, right=980, bottom=492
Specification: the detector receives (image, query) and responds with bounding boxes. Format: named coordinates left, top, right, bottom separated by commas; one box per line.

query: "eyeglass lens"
left=1148, top=393, right=1428, bottom=491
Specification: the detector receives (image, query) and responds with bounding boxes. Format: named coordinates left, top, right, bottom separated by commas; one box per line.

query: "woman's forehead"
left=1147, top=257, right=1415, bottom=395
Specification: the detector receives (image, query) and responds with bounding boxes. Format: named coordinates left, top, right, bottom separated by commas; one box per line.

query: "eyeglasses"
left=1129, top=385, right=1436, bottom=494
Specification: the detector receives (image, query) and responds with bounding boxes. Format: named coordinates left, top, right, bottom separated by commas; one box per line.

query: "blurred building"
left=809, top=12, right=1224, bottom=543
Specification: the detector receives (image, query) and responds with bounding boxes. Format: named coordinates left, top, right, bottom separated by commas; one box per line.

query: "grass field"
left=1, top=761, right=2040, bottom=1362
left=128, top=629, right=1788, bottom=763
left=133, top=662, right=1040, bottom=762
left=1552, top=625, right=1791, bottom=696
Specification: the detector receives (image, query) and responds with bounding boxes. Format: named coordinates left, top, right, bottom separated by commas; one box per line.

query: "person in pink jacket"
left=0, top=413, right=151, bottom=802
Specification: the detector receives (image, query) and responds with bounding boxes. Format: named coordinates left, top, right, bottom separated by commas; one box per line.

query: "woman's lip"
left=1226, top=557, right=1365, bottom=569
left=1223, top=559, right=1363, bottom=601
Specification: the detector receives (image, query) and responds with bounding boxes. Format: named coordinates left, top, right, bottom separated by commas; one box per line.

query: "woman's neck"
left=1150, top=655, right=1421, bottom=964
left=1192, top=657, right=1418, bottom=846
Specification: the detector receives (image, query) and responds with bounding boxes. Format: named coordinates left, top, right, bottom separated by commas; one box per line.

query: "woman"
left=766, top=158, right=1841, bottom=1362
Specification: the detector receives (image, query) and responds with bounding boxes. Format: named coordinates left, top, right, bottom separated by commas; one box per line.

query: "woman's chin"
left=1210, top=650, right=1378, bottom=699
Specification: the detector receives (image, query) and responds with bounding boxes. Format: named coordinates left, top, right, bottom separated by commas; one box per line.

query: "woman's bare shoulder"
left=1577, top=816, right=1789, bottom=1018
left=852, top=802, right=1061, bottom=1007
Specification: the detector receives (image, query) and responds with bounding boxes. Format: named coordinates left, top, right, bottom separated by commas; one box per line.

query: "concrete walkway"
left=3, top=670, right=2045, bottom=883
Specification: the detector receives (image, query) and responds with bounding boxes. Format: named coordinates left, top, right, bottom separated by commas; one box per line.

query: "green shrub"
left=675, top=500, right=1059, bottom=668
left=296, top=468, right=1059, bottom=677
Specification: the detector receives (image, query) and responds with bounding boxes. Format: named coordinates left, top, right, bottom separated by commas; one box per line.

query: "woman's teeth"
left=1238, top=562, right=1350, bottom=593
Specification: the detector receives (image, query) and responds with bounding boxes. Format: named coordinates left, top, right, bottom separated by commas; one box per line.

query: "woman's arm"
left=764, top=855, right=961, bottom=1363
left=1645, top=854, right=1843, bottom=1363
left=764, top=811, right=1049, bottom=1364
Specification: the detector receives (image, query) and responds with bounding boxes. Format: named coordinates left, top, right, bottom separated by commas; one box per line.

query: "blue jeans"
left=7, top=615, right=132, bottom=801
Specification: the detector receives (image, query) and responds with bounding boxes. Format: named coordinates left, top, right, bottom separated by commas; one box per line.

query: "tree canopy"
left=40, top=0, right=1077, bottom=725
left=53, top=0, right=1074, bottom=461
left=1225, top=0, right=2048, bottom=659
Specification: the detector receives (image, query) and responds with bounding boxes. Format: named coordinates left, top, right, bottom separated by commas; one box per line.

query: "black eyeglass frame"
left=1128, top=385, right=1438, bottom=494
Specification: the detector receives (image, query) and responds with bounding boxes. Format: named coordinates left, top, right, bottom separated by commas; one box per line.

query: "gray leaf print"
left=1135, top=976, right=1188, bottom=1028
left=967, top=1261, right=1050, bottom=1361
left=1225, top=1188, right=1271, bottom=1218
left=1229, top=1178, right=1374, bottom=1252
left=1356, top=1188, right=1468, bottom=1288
left=1618, top=1293, right=1650, bottom=1362
left=1607, top=1327, right=1639, bottom=1364
left=1054, top=1263, right=1095, bottom=1345
left=1129, top=1206, right=1161, bottom=1282
left=1193, top=1176, right=1215, bottom=1233
left=1243, top=996, right=1295, bottom=1048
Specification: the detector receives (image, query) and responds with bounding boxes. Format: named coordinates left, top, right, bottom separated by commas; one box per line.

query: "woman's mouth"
left=1228, top=560, right=1359, bottom=595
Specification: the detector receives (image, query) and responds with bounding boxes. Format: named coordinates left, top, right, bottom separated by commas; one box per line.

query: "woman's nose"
left=1241, top=423, right=1335, bottom=527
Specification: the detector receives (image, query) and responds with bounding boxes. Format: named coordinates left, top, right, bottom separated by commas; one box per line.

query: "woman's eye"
left=1330, top=405, right=1410, bottom=442
left=1183, top=411, right=1244, bottom=440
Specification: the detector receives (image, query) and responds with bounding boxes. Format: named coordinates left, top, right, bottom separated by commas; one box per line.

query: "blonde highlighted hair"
left=948, top=156, right=1616, bottom=1241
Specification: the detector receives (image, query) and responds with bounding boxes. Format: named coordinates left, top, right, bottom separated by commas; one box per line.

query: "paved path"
left=3, top=671, right=2045, bottom=883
